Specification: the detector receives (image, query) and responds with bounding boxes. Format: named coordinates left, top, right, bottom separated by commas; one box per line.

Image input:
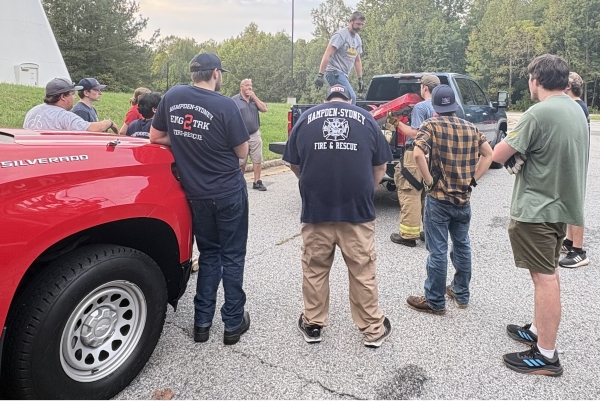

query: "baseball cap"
left=568, top=72, right=583, bottom=87
left=190, top=53, right=229, bottom=73
left=326, top=84, right=351, bottom=101
left=417, top=74, right=441, bottom=89
left=431, top=84, right=458, bottom=113
left=78, top=78, right=107, bottom=91
left=45, top=78, right=83, bottom=96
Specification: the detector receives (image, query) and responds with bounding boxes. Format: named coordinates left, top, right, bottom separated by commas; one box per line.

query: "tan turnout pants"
left=301, top=221, right=385, bottom=341
left=394, top=149, right=424, bottom=239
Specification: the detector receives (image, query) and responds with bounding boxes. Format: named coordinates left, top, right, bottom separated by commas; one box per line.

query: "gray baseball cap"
left=45, top=78, right=83, bottom=96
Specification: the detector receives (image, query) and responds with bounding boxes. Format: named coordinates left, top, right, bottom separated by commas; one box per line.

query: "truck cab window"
left=455, top=78, right=476, bottom=106
left=469, top=80, right=489, bottom=105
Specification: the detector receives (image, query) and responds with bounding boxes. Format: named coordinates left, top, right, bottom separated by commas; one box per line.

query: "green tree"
left=310, top=0, right=353, bottom=40
left=42, top=0, right=156, bottom=92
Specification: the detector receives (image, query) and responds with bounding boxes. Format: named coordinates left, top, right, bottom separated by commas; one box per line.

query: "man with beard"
left=314, top=11, right=366, bottom=104
left=150, top=53, right=251, bottom=346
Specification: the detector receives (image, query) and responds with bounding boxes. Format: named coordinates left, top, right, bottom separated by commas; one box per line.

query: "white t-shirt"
left=23, top=104, right=92, bottom=131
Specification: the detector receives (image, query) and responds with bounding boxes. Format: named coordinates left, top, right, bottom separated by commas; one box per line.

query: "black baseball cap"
left=326, top=84, right=351, bottom=101
left=45, top=78, right=83, bottom=96
left=431, top=84, right=458, bottom=113
left=78, top=78, right=107, bottom=91
left=190, top=53, right=229, bottom=73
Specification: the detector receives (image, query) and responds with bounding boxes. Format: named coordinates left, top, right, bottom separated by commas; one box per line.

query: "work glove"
left=314, top=73, right=324, bottom=88
left=504, top=153, right=527, bottom=174
left=358, top=77, right=364, bottom=92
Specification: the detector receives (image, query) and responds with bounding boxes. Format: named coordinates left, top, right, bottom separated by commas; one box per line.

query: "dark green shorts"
left=508, top=220, right=567, bottom=274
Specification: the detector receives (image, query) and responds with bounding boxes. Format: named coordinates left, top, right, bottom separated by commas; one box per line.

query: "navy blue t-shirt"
left=152, top=85, right=250, bottom=200
left=283, top=101, right=393, bottom=224
left=126, top=118, right=152, bottom=138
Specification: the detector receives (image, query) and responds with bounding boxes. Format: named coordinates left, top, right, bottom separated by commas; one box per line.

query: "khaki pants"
left=394, top=149, right=423, bottom=240
left=301, top=221, right=385, bottom=341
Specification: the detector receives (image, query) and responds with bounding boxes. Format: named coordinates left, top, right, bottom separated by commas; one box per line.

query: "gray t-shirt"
left=504, top=94, right=588, bottom=226
left=231, top=94, right=261, bottom=134
left=23, top=103, right=92, bottom=131
left=72, top=101, right=99, bottom=122
left=326, top=28, right=362, bottom=76
left=407, top=99, right=436, bottom=145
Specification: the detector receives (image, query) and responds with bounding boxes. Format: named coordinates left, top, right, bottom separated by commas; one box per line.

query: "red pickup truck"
left=0, top=129, right=193, bottom=399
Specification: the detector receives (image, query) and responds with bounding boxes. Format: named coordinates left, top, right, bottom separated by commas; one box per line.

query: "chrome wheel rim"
left=59, top=280, right=147, bottom=382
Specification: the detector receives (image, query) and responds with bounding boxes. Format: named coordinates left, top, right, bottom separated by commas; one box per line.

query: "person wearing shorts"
left=492, top=54, right=589, bottom=377
left=232, top=79, right=268, bottom=191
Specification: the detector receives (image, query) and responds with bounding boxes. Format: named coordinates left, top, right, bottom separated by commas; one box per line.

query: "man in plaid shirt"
left=406, top=84, right=493, bottom=314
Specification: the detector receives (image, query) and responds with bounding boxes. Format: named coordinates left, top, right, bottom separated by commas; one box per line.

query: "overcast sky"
left=138, top=0, right=360, bottom=43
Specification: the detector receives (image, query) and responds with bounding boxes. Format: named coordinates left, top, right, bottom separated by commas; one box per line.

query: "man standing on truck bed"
left=283, top=84, right=393, bottom=348
left=150, top=53, right=252, bottom=346
left=314, top=11, right=366, bottom=104
left=24, top=77, right=118, bottom=133
left=390, top=74, right=440, bottom=247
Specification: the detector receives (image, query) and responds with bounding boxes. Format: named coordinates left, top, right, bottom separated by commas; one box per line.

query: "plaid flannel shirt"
left=414, top=116, right=486, bottom=206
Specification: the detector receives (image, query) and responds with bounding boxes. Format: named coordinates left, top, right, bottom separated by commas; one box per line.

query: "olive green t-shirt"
left=504, top=94, right=588, bottom=225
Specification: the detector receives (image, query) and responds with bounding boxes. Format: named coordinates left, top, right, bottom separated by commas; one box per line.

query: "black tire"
left=1, top=245, right=167, bottom=399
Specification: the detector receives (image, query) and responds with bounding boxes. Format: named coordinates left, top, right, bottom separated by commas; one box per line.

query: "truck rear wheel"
left=1, top=245, right=167, bottom=399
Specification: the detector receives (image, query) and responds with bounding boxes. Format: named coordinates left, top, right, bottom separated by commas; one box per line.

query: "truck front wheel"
left=1, top=245, right=168, bottom=399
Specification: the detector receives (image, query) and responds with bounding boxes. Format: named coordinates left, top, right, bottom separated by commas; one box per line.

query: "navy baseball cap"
left=190, top=53, right=229, bottom=73
left=45, top=78, right=83, bottom=96
left=432, top=84, right=458, bottom=113
left=326, top=84, right=351, bottom=101
left=78, top=78, right=107, bottom=91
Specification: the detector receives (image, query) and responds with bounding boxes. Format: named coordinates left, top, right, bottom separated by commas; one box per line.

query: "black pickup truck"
left=270, top=72, right=508, bottom=190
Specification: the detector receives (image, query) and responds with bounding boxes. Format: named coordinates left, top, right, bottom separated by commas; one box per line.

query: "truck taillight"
left=287, top=111, right=293, bottom=137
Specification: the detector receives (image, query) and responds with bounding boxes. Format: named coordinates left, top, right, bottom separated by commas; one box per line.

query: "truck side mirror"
left=496, top=91, right=509, bottom=108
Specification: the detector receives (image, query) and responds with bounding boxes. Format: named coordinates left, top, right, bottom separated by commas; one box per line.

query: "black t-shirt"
left=283, top=101, right=392, bottom=224
left=575, top=99, right=590, bottom=124
left=152, top=85, right=250, bottom=200
left=126, top=118, right=152, bottom=138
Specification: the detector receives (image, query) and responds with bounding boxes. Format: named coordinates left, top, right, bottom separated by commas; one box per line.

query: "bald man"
left=232, top=79, right=268, bottom=191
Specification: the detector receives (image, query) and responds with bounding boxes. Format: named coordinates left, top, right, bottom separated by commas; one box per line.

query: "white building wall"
left=0, top=0, right=70, bottom=87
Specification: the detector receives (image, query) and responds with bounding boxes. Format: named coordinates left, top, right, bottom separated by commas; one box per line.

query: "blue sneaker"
left=506, top=323, right=537, bottom=346
left=503, top=346, right=563, bottom=377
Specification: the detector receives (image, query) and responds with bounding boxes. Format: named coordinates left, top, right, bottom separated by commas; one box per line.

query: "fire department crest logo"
left=323, top=118, right=349, bottom=141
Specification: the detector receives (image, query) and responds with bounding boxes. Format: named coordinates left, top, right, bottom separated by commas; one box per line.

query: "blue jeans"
left=325, top=70, right=357, bottom=104
left=423, top=196, right=472, bottom=310
left=189, top=187, right=248, bottom=331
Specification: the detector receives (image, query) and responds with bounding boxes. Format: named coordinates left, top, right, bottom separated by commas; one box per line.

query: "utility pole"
left=291, top=0, right=295, bottom=95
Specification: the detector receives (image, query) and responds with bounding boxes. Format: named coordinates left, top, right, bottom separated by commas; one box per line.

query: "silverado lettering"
left=1, top=155, right=89, bottom=168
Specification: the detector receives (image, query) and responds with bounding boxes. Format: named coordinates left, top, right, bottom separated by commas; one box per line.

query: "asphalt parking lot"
left=116, top=114, right=600, bottom=399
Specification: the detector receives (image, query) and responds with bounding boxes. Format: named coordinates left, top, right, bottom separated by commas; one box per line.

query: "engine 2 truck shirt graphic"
left=283, top=102, right=392, bottom=224
left=152, top=85, right=250, bottom=200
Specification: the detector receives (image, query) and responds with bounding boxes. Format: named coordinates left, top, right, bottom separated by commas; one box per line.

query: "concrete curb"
left=244, top=158, right=286, bottom=172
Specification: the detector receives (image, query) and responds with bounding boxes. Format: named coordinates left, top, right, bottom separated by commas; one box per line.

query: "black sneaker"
left=194, top=324, right=211, bottom=343
left=503, top=346, right=563, bottom=377
left=223, top=311, right=250, bottom=345
left=253, top=180, right=267, bottom=191
left=297, top=314, right=322, bottom=343
left=559, top=250, right=589, bottom=268
left=363, top=317, right=392, bottom=348
left=560, top=241, right=572, bottom=254
left=390, top=233, right=417, bottom=247
left=506, top=323, right=537, bottom=345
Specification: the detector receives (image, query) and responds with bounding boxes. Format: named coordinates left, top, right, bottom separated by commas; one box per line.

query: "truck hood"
left=0, top=128, right=151, bottom=146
